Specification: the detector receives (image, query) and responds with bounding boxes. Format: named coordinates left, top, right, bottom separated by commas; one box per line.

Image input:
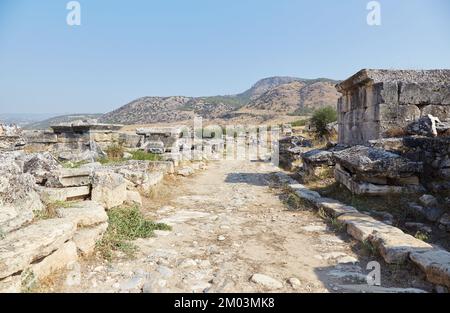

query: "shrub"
left=105, top=144, right=124, bottom=160
left=310, top=106, right=337, bottom=138
left=96, top=205, right=171, bottom=260
left=291, top=119, right=308, bottom=127
left=130, top=150, right=161, bottom=161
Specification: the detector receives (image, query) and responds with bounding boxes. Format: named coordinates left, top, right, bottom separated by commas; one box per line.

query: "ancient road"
left=56, top=160, right=428, bottom=293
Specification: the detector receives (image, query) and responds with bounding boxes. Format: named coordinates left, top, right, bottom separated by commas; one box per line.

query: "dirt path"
left=54, top=160, right=430, bottom=293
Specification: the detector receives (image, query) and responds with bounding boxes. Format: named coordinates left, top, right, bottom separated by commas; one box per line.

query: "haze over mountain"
left=99, top=76, right=341, bottom=125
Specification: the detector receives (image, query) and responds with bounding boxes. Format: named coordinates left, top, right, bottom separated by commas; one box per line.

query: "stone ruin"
left=336, top=69, right=450, bottom=145
left=333, top=69, right=450, bottom=195
left=0, top=124, right=25, bottom=152
left=23, top=119, right=142, bottom=162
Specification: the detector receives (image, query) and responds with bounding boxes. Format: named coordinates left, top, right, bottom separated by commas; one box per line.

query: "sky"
left=0, top=0, right=449, bottom=115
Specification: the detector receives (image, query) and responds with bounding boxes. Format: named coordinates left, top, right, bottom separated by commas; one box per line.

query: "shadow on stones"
left=225, top=172, right=278, bottom=186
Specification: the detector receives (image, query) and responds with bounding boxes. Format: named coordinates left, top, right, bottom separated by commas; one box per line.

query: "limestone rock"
left=369, top=231, right=432, bottom=264
left=333, top=146, right=422, bottom=178
left=56, top=201, right=108, bottom=228
left=419, top=194, right=438, bottom=207
left=0, top=218, right=76, bottom=279
left=410, top=249, right=450, bottom=288
left=73, top=223, right=108, bottom=256
left=0, top=274, right=21, bottom=293
left=23, top=152, right=61, bottom=184
left=337, top=212, right=403, bottom=242
left=37, top=185, right=91, bottom=204
left=45, top=168, right=92, bottom=188
left=407, top=203, right=444, bottom=222
left=250, top=273, right=283, bottom=290
left=315, top=197, right=359, bottom=217
left=91, top=171, right=127, bottom=209
left=406, top=115, right=440, bottom=137
left=29, top=241, right=78, bottom=282
left=0, top=153, right=44, bottom=233
left=439, top=214, right=450, bottom=232
left=302, top=149, right=334, bottom=166
left=177, top=167, right=194, bottom=177
left=126, top=190, right=142, bottom=206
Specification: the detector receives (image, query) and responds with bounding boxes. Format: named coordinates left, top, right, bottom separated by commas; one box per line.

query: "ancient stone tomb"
left=336, top=69, right=450, bottom=145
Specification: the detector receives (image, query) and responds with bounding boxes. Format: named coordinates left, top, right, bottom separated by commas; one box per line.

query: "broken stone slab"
left=147, top=161, right=175, bottom=174
left=0, top=274, right=21, bottom=293
left=177, top=167, right=194, bottom=177
left=37, top=185, right=91, bottom=204
left=439, top=214, right=450, bottom=232
left=337, top=212, right=403, bottom=242
left=23, top=152, right=61, bottom=184
left=302, top=149, right=335, bottom=166
left=91, top=171, right=127, bottom=210
left=334, top=164, right=424, bottom=195
left=369, top=231, right=432, bottom=264
left=406, top=115, right=441, bottom=137
left=0, top=218, right=76, bottom=279
left=407, top=203, right=444, bottom=222
left=250, top=274, right=283, bottom=290
left=314, top=197, right=359, bottom=217
left=332, top=145, right=423, bottom=178
left=56, top=201, right=108, bottom=228
left=72, top=222, right=108, bottom=256
left=410, top=249, right=450, bottom=288
left=45, top=168, right=92, bottom=188
left=419, top=194, right=438, bottom=207
left=0, top=155, right=45, bottom=233
left=126, top=190, right=142, bottom=206
left=29, top=241, right=78, bottom=283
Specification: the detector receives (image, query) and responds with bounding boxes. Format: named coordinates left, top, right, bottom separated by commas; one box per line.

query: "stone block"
left=337, top=212, right=403, bottom=242
left=0, top=218, right=76, bottom=279
left=73, top=222, right=108, bottom=256
left=369, top=231, right=432, bottom=264
left=410, top=249, right=450, bottom=288
left=38, top=186, right=91, bottom=204
left=56, top=201, right=108, bottom=228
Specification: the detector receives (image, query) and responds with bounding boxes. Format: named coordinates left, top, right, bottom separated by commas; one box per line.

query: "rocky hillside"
left=99, top=76, right=341, bottom=125
left=242, top=80, right=340, bottom=114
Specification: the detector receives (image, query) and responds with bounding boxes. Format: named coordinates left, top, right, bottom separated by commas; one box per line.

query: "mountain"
left=0, top=113, right=57, bottom=126
left=241, top=79, right=340, bottom=114
left=23, top=113, right=102, bottom=130
left=99, top=76, right=341, bottom=125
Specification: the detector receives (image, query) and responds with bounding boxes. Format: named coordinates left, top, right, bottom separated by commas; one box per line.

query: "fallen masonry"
left=276, top=171, right=450, bottom=288
left=332, top=145, right=424, bottom=195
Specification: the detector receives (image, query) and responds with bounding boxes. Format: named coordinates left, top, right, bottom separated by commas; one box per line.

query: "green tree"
left=310, top=106, right=337, bottom=138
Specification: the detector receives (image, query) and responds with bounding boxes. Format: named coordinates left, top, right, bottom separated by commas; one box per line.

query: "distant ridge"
left=99, top=76, right=341, bottom=125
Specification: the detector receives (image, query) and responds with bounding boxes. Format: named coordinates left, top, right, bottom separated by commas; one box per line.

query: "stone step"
left=410, top=249, right=450, bottom=288
left=38, top=186, right=91, bottom=203
left=369, top=231, right=432, bottom=264
left=56, top=201, right=107, bottom=228
left=45, top=168, right=92, bottom=188
left=0, top=218, right=76, bottom=279
left=337, top=212, right=403, bottom=242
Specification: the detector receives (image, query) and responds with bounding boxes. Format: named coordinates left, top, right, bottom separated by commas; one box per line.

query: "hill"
left=23, top=113, right=102, bottom=130
left=97, top=76, right=341, bottom=125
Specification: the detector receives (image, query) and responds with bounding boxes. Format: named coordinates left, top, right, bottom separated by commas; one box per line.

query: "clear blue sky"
left=1, top=0, right=449, bottom=114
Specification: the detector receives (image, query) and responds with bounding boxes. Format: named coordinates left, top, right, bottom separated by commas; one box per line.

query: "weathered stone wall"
left=23, top=129, right=143, bottom=161
left=336, top=69, right=450, bottom=145
left=369, top=136, right=450, bottom=191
